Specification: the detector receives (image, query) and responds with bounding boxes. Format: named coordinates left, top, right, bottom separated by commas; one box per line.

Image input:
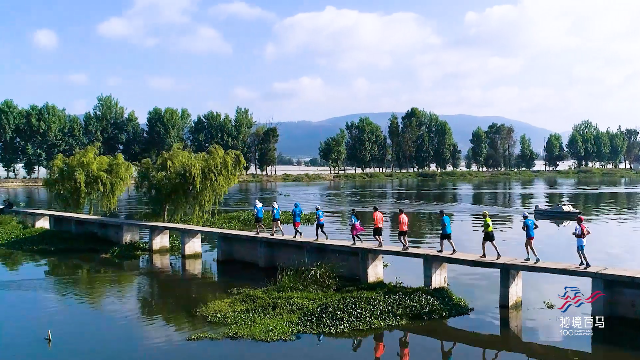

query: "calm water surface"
left=2, top=177, right=640, bottom=359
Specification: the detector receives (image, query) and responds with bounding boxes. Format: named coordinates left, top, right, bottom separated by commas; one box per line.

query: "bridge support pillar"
left=423, top=258, right=447, bottom=288
left=592, top=278, right=640, bottom=319
left=25, top=214, right=50, bottom=229
left=181, top=231, right=202, bottom=257
left=149, top=227, right=170, bottom=252
left=151, top=253, right=171, bottom=271
left=499, top=307, right=523, bottom=342
left=499, top=269, right=522, bottom=308
left=359, top=251, right=383, bottom=283
left=182, top=258, right=202, bottom=277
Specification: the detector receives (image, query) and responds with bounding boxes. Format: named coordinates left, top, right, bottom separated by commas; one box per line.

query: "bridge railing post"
left=423, top=257, right=447, bottom=288
left=359, top=250, right=383, bottom=283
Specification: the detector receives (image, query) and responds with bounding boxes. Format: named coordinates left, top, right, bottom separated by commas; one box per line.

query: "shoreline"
left=1, top=167, right=638, bottom=187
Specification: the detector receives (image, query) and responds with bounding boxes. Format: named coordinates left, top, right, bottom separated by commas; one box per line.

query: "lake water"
left=2, top=177, right=640, bottom=359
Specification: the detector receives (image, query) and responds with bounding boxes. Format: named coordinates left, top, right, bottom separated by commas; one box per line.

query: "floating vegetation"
left=543, top=300, right=556, bottom=309
left=187, top=264, right=472, bottom=342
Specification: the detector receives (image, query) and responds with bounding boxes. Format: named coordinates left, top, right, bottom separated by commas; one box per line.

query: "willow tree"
left=135, top=144, right=245, bottom=223
left=44, top=146, right=134, bottom=214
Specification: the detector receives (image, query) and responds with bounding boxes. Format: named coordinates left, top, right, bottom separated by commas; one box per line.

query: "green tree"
left=121, top=111, right=146, bottom=163
left=543, top=133, right=566, bottom=170
left=319, top=129, right=347, bottom=173
left=608, top=127, right=627, bottom=168
left=232, top=107, right=256, bottom=173
left=469, top=126, right=487, bottom=170
left=44, top=146, right=134, bottom=214
left=247, top=126, right=264, bottom=173
left=567, top=120, right=597, bottom=167
left=188, top=111, right=234, bottom=153
left=21, top=103, right=68, bottom=177
left=257, top=126, right=279, bottom=173
left=345, top=117, right=385, bottom=172
left=431, top=115, right=455, bottom=171
left=0, top=99, right=23, bottom=178
left=145, top=107, right=191, bottom=159
left=82, top=94, right=131, bottom=156
left=516, top=134, right=538, bottom=170
left=484, top=123, right=515, bottom=170
left=399, top=108, right=424, bottom=170
left=594, top=128, right=610, bottom=167
left=387, top=113, right=401, bottom=171
left=135, top=144, right=245, bottom=223
left=623, top=128, right=640, bottom=167
left=61, top=115, right=86, bottom=157
left=464, top=148, right=473, bottom=170
left=450, top=142, right=462, bottom=170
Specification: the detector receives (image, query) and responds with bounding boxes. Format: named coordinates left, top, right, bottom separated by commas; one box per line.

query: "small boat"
left=577, top=186, right=600, bottom=191
left=534, top=204, right=582, bottom=219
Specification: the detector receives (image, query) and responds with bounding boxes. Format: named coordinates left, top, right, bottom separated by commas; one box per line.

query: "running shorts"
left=316, top=223, right=325, bottom=230
left=294, top=222, right=301, bottom=228
left=483, top=232, right=495, bottom=242
left=255, top=216, right=263, bottom=224
left=577, top=245, right=585, bottom=252
left=398, top=230, right=407, bottom=237
left=373, top=227, right=383, bottom=237
left=440, top=233, right=452, bottom=241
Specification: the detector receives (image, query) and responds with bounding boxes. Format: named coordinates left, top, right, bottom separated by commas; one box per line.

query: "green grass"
left=240, top=168, right=640, bottom=183
left=187, top=265, right=472, bottom=342
left=0, top=215, right=154, bottom=260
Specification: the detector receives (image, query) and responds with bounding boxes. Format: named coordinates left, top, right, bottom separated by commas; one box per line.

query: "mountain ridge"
left=273, top=112, right=554, bottom=157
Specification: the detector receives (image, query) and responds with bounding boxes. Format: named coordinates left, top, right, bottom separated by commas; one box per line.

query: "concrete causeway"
left=9, top=208, right=640, bottom=327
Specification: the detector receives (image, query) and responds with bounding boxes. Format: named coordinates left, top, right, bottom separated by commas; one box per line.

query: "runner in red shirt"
left=373, top=206, right=384, bottom=248
left=398, top=209, right=409, bottom=251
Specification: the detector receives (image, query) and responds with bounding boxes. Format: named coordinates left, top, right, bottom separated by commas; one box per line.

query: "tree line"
left=318, top=110, right=640, bottom=173
left=319, top=108, right=462, bottom=173
left=0, top=95, right=279, bottom=178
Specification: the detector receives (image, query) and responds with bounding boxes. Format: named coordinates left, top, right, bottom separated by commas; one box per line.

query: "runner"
left=437, top=210, right=457, bottom=255
left=373, top=206, right=384, bottom=248
left=572, top=216, right=591, bottom=268
left=254, top=200, right=266, bottom=234
left=522, top=212, right=540, bottom=263
left=291, top=202, right=303, bottom=238
left=440, top=341, right=456, bottom=360
left=480, top=211, right=501, bottom=260
left=270, top=202, right=284, bottom=236
left=349, top=209, right=364, bottom=245
left=397, top=332, right=409, bottom=360
left=398, top=209, right=409, bottom=251
left=373, top=332, right=385, bottom=360
left=315, top=206, right=328, bottom=241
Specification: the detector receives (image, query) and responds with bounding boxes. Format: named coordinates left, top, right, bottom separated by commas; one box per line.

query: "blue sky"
left=1, top=0, right=639, bottom=132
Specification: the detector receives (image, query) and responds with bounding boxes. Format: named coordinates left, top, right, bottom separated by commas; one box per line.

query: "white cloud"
left=106, top=76, right=123, bottom=86
left=256, top=2, right=640, bottom=130
left=97, top=0, right=231, bottom=53
left=67, top=73, right=89, bottom=85
left=209, top=2, right=276, bottom=21
left=147, top=76, right=175, bottom=90
left=265, top=6, right=440, bottom=69
left=232, top=86, right=259, bottom=100
left=69, top=100, right=88, bottom=114
left=175, top=26, right=232, bottom=54
left=32, top=29, right=58, bottom=50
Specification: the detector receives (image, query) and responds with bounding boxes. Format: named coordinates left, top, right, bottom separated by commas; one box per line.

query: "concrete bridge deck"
left=8, top=208, right=640, bottom=326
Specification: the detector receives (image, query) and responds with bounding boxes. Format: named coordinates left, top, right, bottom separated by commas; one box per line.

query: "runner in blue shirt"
left=522, top=212, right=540, bottom=263
left=270, top=202, right=284, bottom=236
left=315, top=206, right=328, bottom=241
left=254, top=200, right=266, bottom=234
left=292, top=202, right=303, bottom=238
left=437, top=210, right=457, bottom=255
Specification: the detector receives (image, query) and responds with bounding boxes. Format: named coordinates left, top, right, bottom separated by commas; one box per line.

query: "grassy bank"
left=187, top=265, right=472, bottom=342
left=0, top=215, right=169, bottom=260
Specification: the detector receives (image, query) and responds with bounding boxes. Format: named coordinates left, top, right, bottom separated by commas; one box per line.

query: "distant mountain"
left=275, top=112, right=554, bottom=158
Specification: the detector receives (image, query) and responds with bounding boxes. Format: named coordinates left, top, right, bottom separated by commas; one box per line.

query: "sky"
left=1, top=0, right=639, bottom=132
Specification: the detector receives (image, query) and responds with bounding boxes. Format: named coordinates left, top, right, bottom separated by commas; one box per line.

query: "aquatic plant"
left=188, top=265, right=472, bottom=342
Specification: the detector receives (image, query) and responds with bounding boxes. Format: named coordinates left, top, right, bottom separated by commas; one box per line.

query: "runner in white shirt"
left=571, top=216, right=591, bottom=269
